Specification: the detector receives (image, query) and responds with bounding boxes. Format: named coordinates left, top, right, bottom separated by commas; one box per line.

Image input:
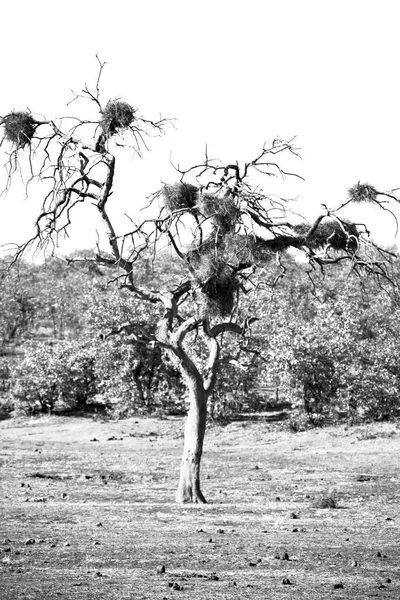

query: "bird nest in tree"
left=348, top=182, right=378, bottom=203
left=162, top=182, right=199, bottom=213
left=188, top=232, right=273, bottom=277
left=1, top=111, right=37, bottom=149
left=294, top=218, right=359, bottom=252
left=188, top=233, right=273, bottom=318
left=162, top=184, right=241, bottom=230
left=194, top=255, right=238, bottom=317
left=198, top=193, right=241, bottom=232
left=99, top=100, right=136, bottom=137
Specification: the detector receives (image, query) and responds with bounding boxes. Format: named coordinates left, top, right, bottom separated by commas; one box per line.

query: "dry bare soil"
left=0, top=415, right=399, bottom=599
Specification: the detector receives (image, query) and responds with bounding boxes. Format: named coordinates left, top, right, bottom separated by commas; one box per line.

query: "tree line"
left=1, top=250, right=399, bottom=426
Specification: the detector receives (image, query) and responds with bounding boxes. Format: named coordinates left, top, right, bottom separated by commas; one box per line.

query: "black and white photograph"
left=1, top=1, right=399, bottom=598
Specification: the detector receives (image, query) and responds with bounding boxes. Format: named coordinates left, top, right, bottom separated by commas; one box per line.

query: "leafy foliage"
left=2, top=252, right=400, bottom=423
left=12, top=340, right=96, bottom=414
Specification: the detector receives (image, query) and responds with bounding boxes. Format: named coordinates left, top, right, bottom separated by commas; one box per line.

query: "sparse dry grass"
left=0, top=416, right=399, bottom=599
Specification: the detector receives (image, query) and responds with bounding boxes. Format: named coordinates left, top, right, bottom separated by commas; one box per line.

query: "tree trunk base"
left=176, top=483, right=207, bottom=504
left=176, top=457, right=207, bottom=504
left=175, top=378, right=209, bottom=504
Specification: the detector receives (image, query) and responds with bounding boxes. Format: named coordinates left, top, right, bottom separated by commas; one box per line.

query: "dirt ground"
left=0, top=414, right=399, bottom=599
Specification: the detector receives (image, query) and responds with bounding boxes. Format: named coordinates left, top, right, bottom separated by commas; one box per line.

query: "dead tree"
left=1, top=59, right=398, bottom=503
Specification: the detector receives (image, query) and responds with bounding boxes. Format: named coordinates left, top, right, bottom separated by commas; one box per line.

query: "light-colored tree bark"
left=176, top=376, right=208, bottom=503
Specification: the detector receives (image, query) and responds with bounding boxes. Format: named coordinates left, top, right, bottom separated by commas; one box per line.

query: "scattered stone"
left=64, top=542, right=71, bottom=547
left=208, top=538, right=213, bottom=543
left=356, top=474, right=371, bottom=482
left=274, top=549, right=289, bottom=560
left=377, top=551, right=382, bottom=557
left=333, top=582, right=344, bottom=589
left=209, top=573, right=219, bottom=580
left=249, top=561, right=257, bottom=567
left=157, top=565, right=166, bottom=574
left=96, top=522, right=103, bottom=527
left=169, top=582, right=183, bottom=591
left=282, top=577, right=292, bottom=585
left=93, top=541, right=100, bottom=546
left=90, top=438, right=98, bottom=442
left=4, top=547, right=11, bottom=553
left=275, top=496, right=281, bottom=501
left=351, top=560, right=358, bottom=567
left=386, top=578, right=392, bottom=583
left=62, top=493, right=68, bottom=499
left=290, top=512, right=299, bottom=519
left=216, top=529, right=224, bottom=534
left=95, top=571, right=103, bottom=577
left=195, top=528, right=204, bottom=533
left=292, top=528, right=299, bottom=532
left=25, top=539, right=35, bottom=545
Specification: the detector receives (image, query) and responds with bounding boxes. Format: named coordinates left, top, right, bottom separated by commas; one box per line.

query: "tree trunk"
left=176, top=379, right=208, bottom=503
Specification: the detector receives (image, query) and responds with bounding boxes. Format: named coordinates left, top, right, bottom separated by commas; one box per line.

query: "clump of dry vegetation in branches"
left=1, top=111, right=37, bottom=149
left=152, top=160, right=399, bottom=318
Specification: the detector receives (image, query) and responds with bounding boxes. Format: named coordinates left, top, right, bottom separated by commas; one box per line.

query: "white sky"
left=1, top=0, right=399, bottom=257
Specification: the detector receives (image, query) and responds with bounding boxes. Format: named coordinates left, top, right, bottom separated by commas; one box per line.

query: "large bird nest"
left=99, top=100, right=136, bottom=137
left=161, top=184, right=241, bottom=232
left=1, top=111, right=37, bottom=149
left=187, top=233, right=274, bottom=317
left=162, top=182, right=199, bottom=213
left=193, top=254, right=239, bottom=317
left=198, top=193, right=241, bottom=232
left=348, top=182, right=378, bottom=204
left=294, top=218, right=359, bottom=252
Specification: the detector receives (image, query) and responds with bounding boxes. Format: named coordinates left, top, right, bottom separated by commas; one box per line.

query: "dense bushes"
left=10, top=336, right=186, bottom=417
left=268, top=296, right=400, bottom=428
left=1, top=253, right=400, bottom=423
left=11, top=340, right=97, bottom=414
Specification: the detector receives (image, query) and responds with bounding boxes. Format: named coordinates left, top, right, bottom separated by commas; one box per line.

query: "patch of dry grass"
left=0, top=417, right=399, bottom=599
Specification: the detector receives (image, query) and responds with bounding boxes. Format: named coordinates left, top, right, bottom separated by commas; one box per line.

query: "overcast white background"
left=0, top=0, right=399, bottom=257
